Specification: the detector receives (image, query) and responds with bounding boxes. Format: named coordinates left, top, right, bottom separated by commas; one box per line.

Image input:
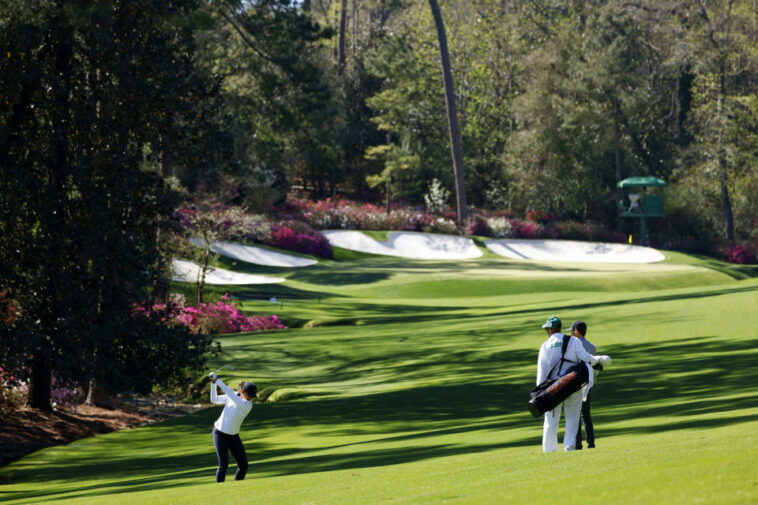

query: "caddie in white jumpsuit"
left=537, top=316, right=609, bottom=453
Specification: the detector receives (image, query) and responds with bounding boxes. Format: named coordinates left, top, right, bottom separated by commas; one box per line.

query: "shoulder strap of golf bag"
left=546, top=334, right=571, bottom=379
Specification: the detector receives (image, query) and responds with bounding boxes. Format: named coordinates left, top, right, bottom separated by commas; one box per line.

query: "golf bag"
left=528, top=335, right=590, bottom=418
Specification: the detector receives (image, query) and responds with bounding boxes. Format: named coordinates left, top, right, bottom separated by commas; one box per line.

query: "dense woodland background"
left=1, top=0, right=756, bottom=408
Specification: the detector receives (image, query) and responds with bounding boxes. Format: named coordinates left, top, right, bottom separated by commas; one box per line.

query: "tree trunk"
left=614, top=100, right=657, bottom=177
left=153, top=236, right=170, bottom=305
left=27, top=359, right=52, bottom=411
left=615, top=119, right=623, bottom=232
left=716, top=81, right=735, bottom=241
left=85, top=377, right=115, bottom=409
left=197, top=248, right=209, bottom=306
left=385, top=178, right=391, bottom=215
left=428, top=0, right=468, bottom=227
left=151, top=133, right=171, bottom=305
left=338, top=0, right=347, bottom=76
left=719, top=168, right=734, bottom=241
left=717, top=57, right=734, bottom=242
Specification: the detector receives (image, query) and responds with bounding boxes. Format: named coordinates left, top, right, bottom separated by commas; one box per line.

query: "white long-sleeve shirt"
left=211, top=379, right=253, bottom=435
left=537, top=332, right=598, bottom=385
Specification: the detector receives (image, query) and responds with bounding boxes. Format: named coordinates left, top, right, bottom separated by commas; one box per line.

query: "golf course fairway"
left=1, top=243, right=756, bottom=505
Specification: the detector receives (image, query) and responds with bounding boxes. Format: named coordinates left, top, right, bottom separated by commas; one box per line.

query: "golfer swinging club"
left=209, top=371, right=257, bottom=482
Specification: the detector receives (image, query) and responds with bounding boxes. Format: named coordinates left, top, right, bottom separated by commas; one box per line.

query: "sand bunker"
left=172, top=259, right=284, bottom=285
left=322, top=230, right=483, bottom=260
left=484, top=239, right=665, bottom=263
left=189, top=239, right=317, bottom=267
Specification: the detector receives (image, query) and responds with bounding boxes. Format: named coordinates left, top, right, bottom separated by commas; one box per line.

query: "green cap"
left=541, top=316, right=561, bottom=330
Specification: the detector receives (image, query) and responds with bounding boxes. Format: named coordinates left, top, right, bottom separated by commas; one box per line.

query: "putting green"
left=1, top=245, right=756, bottom=505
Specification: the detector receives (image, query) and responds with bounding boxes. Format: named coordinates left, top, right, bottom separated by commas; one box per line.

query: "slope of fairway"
left=2, top=254, right=756, bottom=505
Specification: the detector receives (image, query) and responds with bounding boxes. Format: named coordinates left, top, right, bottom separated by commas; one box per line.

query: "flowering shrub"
left=135, top=294, right=287, bottom=335
left=288, top=197, right=444, bottom=232
left=555, top=220, right=591, bottom=240
left=0, top=368, right=84, bottom=415
left=724, top=243, right=757, bottom=264
left=510, top=219, right=543, bottom=239
left=0, top=291, right=21, bottom=326
left=175, top=198, right=638, bottom=254
left=178, top=206, right=272, bottom=245
left=424, top=217, right=458, bottom=234
left=51, top=375, right=81, bottom=412
left=487, top=217, right=513, bottom=238
left=0, top=366, right=27, bottom=417
left=526, top=209, right=557, bottom=223
left=424, top=178, right=450, bottom=214
left=270, top=225, right=333, bottom=259
left=466, top=217, right=490, bottom=237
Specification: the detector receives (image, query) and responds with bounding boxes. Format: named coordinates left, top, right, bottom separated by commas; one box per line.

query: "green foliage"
left=0, top=0, right=220, bottom=408
left=199, top=0, right=341, bottom=202
left=676, top=0, right=758, bottom=241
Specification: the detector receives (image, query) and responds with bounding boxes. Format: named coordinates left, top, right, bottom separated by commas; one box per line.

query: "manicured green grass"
left=1, top=247, right=757, bottom=504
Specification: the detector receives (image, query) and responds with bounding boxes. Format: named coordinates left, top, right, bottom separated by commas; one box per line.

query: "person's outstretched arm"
left=571, top=337, right=611, bottom=368
left=210, top=379, right=227, bottom=405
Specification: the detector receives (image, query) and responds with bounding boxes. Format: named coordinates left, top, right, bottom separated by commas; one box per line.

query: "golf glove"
left=596, top=355, right=612, bottom=367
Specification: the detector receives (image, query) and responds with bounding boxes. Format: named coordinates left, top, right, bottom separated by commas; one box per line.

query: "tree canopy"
left=1, top=0, right=756, bottom=406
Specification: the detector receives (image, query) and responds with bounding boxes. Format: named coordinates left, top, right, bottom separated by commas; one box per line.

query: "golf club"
left=209, top=364, right=235, bottom=380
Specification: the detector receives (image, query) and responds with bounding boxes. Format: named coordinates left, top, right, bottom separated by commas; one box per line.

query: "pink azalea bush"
left=176, top=198, right=633, bottom=253
left=282, top=197, right=457, bottom=233
left=270, top=224, right=333, bottom=259
left=724, top=243, right=757, bottom=264
left=134, top=294, right=287, bottom=335
left=510, top=219, right=544, bottom=239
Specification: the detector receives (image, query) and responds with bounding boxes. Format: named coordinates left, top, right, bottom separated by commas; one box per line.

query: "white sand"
left=172, top=259, right=285, bottom=285
left=484, top=239, right=665, bottom=263
left=322, top=230, right=483, bottom=260
left=189, top=238, right=317, bottom=267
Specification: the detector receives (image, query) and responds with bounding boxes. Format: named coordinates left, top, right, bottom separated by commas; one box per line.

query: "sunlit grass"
left=1, top=250, right=756, bottom=505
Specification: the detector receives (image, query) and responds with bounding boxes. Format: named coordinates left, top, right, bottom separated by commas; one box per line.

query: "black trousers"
left=575, top=391, right=595, bottom=449
left=212, top=427, right=248, bottom=482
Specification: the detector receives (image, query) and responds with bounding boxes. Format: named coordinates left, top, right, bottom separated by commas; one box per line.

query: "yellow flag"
left=628, top=234, right=633, bottom=244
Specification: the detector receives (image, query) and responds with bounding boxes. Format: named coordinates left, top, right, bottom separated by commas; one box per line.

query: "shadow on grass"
left=591, top=337, right=758, bottom=421
left=482, top=283, right=758, bottom=322
left=266, top=282, right=758, bottom=328
left=668, top=253, right=758, bottom=280
left=3, top=334, right=757, bottom=503
left=0, top=382, right=539, bottom=503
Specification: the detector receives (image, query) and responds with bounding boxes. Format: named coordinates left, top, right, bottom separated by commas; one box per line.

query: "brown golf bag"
left=528, top=335, right=590, bottom=418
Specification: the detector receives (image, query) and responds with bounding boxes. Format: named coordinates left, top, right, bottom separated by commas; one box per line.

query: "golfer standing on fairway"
left=210, top=375, right=256, bottom=482
left=537, top=316, right=609, bottom=453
